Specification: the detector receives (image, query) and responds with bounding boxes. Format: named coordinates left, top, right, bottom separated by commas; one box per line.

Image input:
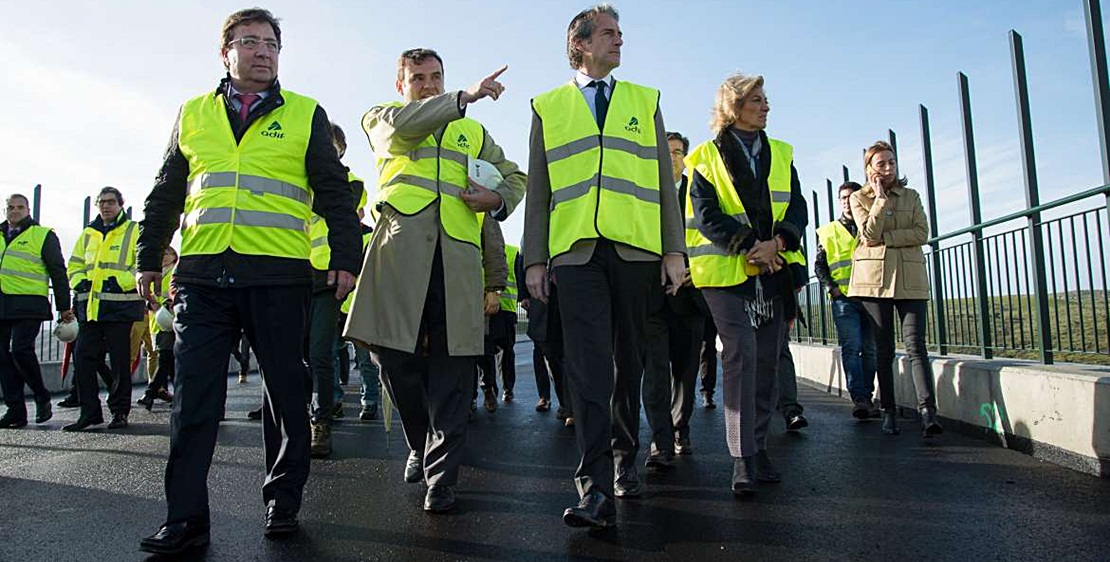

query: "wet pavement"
left=1, top=340, right=1109, bottom=561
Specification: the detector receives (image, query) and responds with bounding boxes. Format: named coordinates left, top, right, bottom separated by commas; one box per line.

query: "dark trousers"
left=230, top=333, right=251, bottom=377
left=144, top=332, right=176, bottom=397
left=860, top=299, right=936, bottom=411
left=0, top=318, right=49, bottom=417
left=668, top=311, right=704, bottom=439
left=308, top=290, right=340, bottom=420
left=529, top=288, right=567, bottom=408
left=556, top=240, right=656, bottom=499
left=372, top=243, right=474, bottom=488
left=74, top=321, right=133, bottom=419
left=699, top=315, right=718, bottom=397
left=164, top=283, right=311, bottom=526
left=483, top=311, right=517, bottom=394
left=641, top=291, right=705, bottom=451
left=776, top=328, right=803, bottom=418
left=703, top=290, right=783, bottom=458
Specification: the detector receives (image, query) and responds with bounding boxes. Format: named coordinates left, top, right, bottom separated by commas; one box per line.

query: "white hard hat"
left=155, top=306, right=175, bottom=332
left=467, top=158, right=504, bottom=191
left=53, top=319, right=78, bottom=343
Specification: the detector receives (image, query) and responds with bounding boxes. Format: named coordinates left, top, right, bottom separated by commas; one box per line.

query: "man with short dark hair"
left=0, top=194, right=71, bottom=429
left=344, top=47, right=525, bottom=514
left=524, top=4, right=686, bottom=528
left=137, top=8, right=361, bottom=554
left=65, top=186, right=144, bottom=433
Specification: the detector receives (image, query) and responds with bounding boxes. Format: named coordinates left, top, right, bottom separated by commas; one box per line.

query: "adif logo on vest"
left=262, top=121, right=285, bottom=139
left=456, top=133, right=470, bottom=149
left=624, top=117, right=641, bottom=134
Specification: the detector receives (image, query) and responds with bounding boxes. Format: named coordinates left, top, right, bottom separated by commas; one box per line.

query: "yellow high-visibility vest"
left=684, top=138, right=805, bottom=288
left=0, top=225, right=50, bottom=296
left=372, top=101, right=486, bottom=248
left=816, top=220, right=857, bottom=294
left=310, top=171, right=364, bottom=271
left=500, top=244, right=519, bottom=312
left=149, top=262, right=175, bottom=335
left=67, top=217, right=145, bottom=322
left=177, top=89, right=316, bottom=260
left=532, top=81, right=662, bottom=257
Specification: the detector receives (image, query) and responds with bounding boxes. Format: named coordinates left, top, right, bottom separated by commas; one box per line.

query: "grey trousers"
left=702, top=289, right=783, bottom=458
left=776, top=328, right=803, bottom=419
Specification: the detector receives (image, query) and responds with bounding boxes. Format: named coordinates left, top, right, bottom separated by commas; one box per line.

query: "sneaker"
left=359, top=404, right=378, bottom=421
left=310, top=420, right=332, bottom=458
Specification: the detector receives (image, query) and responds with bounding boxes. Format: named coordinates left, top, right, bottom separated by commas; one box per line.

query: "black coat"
left=0, top=216, right=70, bottom=321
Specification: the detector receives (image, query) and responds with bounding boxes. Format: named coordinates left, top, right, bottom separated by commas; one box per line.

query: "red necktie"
left=236, top=92, right=259, bottom=126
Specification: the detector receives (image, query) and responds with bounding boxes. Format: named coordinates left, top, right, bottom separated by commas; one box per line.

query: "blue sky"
left=0, top=0, right=1105, bottom=254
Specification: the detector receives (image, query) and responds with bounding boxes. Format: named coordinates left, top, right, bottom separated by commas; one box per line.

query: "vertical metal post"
left=826, top=179, right=835, bottom=222
left=31, top=184, right=41, bottom=220
left=1087, top=0, right=1110, bottom=215
left=812, top=190, right=827, bottom=346
left=126, top=206, right=132, bottom=219
left=1011, top=30, right=1054, bottom=364
left=888, top=129, right=898, bottom=156
left=958, top=72, right=993, bottom=359
left=82, top=196, right=91, bottom=227
left=842, top=165, right=850, bottom=184
left=920, top=105, right=947, bottom=355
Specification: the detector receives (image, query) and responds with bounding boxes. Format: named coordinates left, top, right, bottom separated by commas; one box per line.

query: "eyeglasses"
left=670, top=149, right=686, bottom=157
left=96, top=200, right=119, bottom=206
left=228, top=36, right=281, bottom=53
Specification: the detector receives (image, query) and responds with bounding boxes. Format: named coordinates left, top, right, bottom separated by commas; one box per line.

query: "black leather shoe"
left=107, top=414, right=129, bottom=430
left=674, top=435, right=693, bottom=455
left=920, top=407, right=944, bottom=437
left=139, top=520, right=210, bottom=555
left=62, top=414, right=104, bottom=432
left=156, top=389, right=174, bottom=403
left=264, top=506, right=299, bottom=538
left=35, top=401, right=52, bottom=424
left=645, top=448, right=675, bottom=471
left=754, top=450, right=781, bottom=483
left=851, top=397, right=873, bottom=420
left=247, top=406, right=263, bottom=420
left=57, top=396, right=79, bottom=409
left=404, top=449, right=424, bottom=483
left=613, top=465, right=642, bottom=498
left=423, top=485, right=456, bottom=513
left=137, top=394, right=155, bottom=412
left=563, top=489, right=616, bottom=528
left=881, top=409, right=901, bottom=435
left=0, top=412, right=28, bottom=429
left=731, top=456, right=756, bottom=497
left=785, top=412, right=809, bottom=432
left=703, top=394, right=717, bottom=409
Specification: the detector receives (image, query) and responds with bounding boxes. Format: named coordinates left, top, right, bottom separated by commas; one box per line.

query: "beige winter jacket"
left=847, top=184, right=931, bottom=300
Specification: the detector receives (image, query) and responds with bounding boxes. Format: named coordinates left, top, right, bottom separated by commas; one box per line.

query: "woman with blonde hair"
left=685, top=73, right=808, bottom=496
left=849, top=141, right=942, bottom=437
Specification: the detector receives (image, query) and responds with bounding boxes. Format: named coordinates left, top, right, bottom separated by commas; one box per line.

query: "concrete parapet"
left=790, top=342, right=1110, bottom=478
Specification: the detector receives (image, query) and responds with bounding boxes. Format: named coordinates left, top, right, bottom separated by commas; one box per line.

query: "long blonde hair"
left=710, top=73, right=764, bottom=135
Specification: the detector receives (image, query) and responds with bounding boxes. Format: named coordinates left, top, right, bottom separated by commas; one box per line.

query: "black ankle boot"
left=920, top=407, right=944, bottom=437
left=731, top=456, right=756, bottom=497
left=881, top=408, right=900, bottom=435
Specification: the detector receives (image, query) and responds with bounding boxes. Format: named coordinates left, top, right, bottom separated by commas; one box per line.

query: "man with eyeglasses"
left=64, top=186, right=145, bottom=433
left=137, top=8, right=361, bottom=555
left=0, top=193, right=71, bottom=430
left=523, top=5, right=686, bottom=528
left=344, top=47, right=525, bottom=514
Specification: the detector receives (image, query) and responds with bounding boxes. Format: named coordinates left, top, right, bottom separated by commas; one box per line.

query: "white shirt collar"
left=575, top=71, right=613, bottom=90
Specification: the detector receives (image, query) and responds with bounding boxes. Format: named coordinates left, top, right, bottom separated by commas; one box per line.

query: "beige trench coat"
left=847, top=184, right=932, bottom=300
left=343, top=92, right=525, bottom=356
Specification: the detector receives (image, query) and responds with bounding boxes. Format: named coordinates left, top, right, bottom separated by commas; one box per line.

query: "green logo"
left=262, top=121, right=285, bottom=139
left=624, top=116, right=641, bottom=134
left=456, top=133, right=470, bottom=149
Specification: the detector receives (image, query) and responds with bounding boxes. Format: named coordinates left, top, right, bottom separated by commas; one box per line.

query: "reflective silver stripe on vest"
left=185, top=208, right=307, bottom=232
left=116, top=222, right=137, bottom=269
left=0, top=269, right=49, bottom=282
left=770, top=190, right=792, bottom=203
left=406, top=146, right=468, bottom=167
left=189, top=172, right=312, bottom=206
left=68, top=256, right=85, bottom=265
left=549, top=175, right=659, bottom=211
left=827, top=259, right=852, bottom=272
left=75, top=292, right=89, bottom=302
left=687, top=244, right=731, bottom=258
left=685, top=212, right=749, bottom=230
left=545, top=136, right=657, bottom=164
left=95, top=262, right=135, bottom=272
left=311, top=237, right=328, bottom=248
left=93, top=292, right=145, bottom=302
left=3, top=249, right=42, bottom=263
left=384, top=174, right=467, bottom=198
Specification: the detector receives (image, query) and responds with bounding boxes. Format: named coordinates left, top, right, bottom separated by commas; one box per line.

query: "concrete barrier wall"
left=790, top=342, right=1110, bottom=478
left=1, top=357, right=248, bottom=397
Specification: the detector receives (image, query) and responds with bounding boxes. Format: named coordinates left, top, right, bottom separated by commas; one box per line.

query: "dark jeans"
left=831, top=297, right=877, bottom=400
left=776, top=328, right=803, bottom=418
left=308, top=290, right=341, bottom=420
left=859, top=298, right=936, bottom=411
left=164, top=283, right=311, bottom=526
left=0, top=318, right=49, bottom=417
left=699, top=315, right=718, bottom=397
left=483, top=311, right=517, bottom=395
left=74, top=321, right=133, bottom=419
left=556, top=240, right=656, bottom=499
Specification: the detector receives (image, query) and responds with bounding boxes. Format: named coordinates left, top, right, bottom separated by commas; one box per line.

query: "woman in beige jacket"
left=848, top=141, right=942, bottom=437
